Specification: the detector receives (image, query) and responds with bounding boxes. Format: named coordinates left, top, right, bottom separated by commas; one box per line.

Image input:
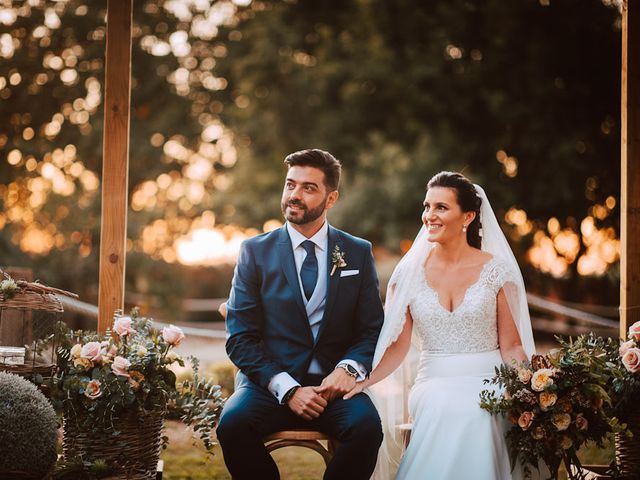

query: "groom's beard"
left=281, top=197, right=327, bottom=225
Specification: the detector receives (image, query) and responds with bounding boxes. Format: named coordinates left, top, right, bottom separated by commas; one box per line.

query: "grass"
left=162, top=420, right=325, bottom=480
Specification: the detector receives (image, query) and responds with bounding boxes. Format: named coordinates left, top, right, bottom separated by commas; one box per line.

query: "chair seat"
left=264, top=429, right=330, bottom=442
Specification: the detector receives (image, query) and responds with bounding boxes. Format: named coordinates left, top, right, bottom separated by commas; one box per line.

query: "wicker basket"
left=63, top=409, right=164, bottom=480
left=615, top=409, right=640, bottom=479
left=0, top=270, right=76, bottom=387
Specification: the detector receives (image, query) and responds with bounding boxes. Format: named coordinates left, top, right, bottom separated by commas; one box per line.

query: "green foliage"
left=0, top=371, right=58, bottom=477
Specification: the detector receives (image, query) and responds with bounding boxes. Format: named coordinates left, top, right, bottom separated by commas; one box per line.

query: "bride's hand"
left=343, top=379, right=368, bottom=400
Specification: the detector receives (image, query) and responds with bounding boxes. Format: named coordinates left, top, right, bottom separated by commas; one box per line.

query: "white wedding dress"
left=395, top=256, right=524, bottom=480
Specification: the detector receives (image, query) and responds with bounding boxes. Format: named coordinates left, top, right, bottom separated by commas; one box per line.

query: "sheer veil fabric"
left=369, top=185, right=536, bottom=479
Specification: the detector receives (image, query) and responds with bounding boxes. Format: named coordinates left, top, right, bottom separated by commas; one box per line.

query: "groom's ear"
left=325, top=189, right=339, bottom=210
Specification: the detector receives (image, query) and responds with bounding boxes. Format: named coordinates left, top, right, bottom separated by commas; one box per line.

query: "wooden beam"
left=98, top=0, right=133, bottom=333
left=620, top=0, right=640, bottom=338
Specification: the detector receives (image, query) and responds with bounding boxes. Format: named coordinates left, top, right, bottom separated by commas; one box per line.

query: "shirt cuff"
left=268, top=372, right=301, bottom=404
left=337, top=359, right=368, bottom=382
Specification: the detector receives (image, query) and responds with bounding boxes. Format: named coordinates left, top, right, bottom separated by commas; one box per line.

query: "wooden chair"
left=263, top=430, right=338, bottom=466
left=218, top=303, right=339, bottom=468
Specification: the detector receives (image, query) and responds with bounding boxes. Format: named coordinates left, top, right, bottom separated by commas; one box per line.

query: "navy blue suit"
left=218, top=225, right=384, bottom=480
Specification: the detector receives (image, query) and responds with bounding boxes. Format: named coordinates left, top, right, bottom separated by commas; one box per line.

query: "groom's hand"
left=287, top=386, right=328, bottom=420
left=316, top=368, right=357, bottom=402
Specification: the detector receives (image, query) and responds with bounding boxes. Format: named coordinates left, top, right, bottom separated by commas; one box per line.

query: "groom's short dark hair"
left=284, top=149, right=341, bottom=191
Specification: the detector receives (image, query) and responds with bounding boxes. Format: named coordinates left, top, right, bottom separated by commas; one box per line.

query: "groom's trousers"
left=217, top=375, right=383, bottom=480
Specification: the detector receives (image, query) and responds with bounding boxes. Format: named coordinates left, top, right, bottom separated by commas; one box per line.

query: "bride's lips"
left=427, top=223, right=443, bottom=232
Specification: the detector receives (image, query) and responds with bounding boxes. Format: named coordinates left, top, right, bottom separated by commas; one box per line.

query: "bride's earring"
left=462, top=224, right=467, bottom=233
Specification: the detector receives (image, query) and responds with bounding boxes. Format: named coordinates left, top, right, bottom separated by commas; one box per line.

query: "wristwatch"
left=282, top=385, right=300, bottom=404
left=336, top=363, right=359, bottom=378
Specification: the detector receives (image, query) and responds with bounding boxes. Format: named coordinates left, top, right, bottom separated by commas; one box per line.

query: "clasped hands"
left=286, top=368, right=365, bottom=420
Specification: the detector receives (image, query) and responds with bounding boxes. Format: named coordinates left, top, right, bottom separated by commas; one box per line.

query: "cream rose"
left=162, top=325, right=185, bottom=347
left=165, top=351, right=180, bottom=363
left=84, top=379, right=102, bottom=400
left=628, top=321, right=640, bottom=342
left=517, top=368, right=533, bottom=384
left=622, top=347, right=640, bottom=373
left=552, top=413, right=571, bottom=431
left=531, top=368, right=555, bottom=392
left=111, top=356, right=131, bottom=377
left=80, top=341, right=102, bottom=363
left=575, top=413, right=588, bottom=431
left=136, top=345, right=148, bottom=358
left=539, top=391, right=558, bottom=411
left=113, top=316, right=135, bottom=337
left=620, top=340, right=635, bottom=356
left=518, top=411, right=534, bottom=431
left=73, top=357, right=93, bottom=370
left=70, top=343, right=82, bottom=359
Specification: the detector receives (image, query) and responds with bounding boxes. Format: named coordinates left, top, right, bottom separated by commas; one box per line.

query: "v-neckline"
left=422, top=255, right=495, bottom=314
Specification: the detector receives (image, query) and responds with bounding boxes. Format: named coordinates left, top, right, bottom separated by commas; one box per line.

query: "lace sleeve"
left=485, top=257, right=519, bottom=295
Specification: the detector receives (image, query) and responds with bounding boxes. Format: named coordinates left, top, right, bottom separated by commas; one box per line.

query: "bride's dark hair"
left=427, top=171, right=482, bottom=249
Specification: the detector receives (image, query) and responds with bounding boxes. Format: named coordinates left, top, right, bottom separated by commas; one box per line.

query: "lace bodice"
left=408, top=256, right=517, bottom=354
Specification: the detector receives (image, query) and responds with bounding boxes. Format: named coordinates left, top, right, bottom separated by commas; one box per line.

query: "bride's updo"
left=427, top=171, right=482, bottom=249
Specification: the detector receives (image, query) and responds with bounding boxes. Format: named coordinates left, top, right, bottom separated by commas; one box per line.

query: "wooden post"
left=620, top=0, right=640, bottom=338
left=98, top=0, right=133, bottom=333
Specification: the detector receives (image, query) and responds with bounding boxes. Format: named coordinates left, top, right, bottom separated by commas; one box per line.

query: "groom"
left=217, top=149, right=384, bottom=480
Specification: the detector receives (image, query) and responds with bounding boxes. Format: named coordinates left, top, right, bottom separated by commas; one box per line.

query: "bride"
left=345, top=171, right=537, bottom=479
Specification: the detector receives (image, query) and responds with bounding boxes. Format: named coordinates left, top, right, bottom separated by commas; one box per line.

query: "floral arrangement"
left=51, top=309, right=225, bottom=463
left=480, top=334, right=622, bottom=480
left=609, top=320, right=640, bottom=412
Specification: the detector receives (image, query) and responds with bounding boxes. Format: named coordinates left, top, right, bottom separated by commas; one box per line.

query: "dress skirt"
left=396, top=349, right=524, bottom=480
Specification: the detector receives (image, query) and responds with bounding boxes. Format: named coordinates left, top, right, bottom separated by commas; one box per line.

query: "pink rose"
left=620, top=340, right=635, bottom=356
left=622, top=348, right=640, bottom=373
left=162, top=325, right=185, bottom=347
left=575, top=413, right=588, bottom=431
left=80, top=341, right=102, bottom=363
left=84, top=379, right=102, bottom=400
left=113, top=316, right=135, bottom=337
left=628, top=321, right=640, bottom=341
left=111, top=356, right=131, bottom=377
left=518, top=411, right=534, bottom=431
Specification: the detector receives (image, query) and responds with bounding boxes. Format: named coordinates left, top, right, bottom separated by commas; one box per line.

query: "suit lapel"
left=316, top=225, right=342, bottom=344
left=277, top=227, right=313, bottom=342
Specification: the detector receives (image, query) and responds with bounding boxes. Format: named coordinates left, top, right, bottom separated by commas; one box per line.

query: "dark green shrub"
left=0, top=371, right=58, bottom=477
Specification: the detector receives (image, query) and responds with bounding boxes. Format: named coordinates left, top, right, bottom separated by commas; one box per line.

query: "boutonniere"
left=330, top=245, right=347, bottom=276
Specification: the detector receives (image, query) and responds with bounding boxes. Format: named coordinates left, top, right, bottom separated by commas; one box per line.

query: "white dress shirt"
left=267, top=221, right=367, bottom=403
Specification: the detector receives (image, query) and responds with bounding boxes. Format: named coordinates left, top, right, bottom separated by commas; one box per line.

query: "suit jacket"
left=226, top=224, right=384, bottom=391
